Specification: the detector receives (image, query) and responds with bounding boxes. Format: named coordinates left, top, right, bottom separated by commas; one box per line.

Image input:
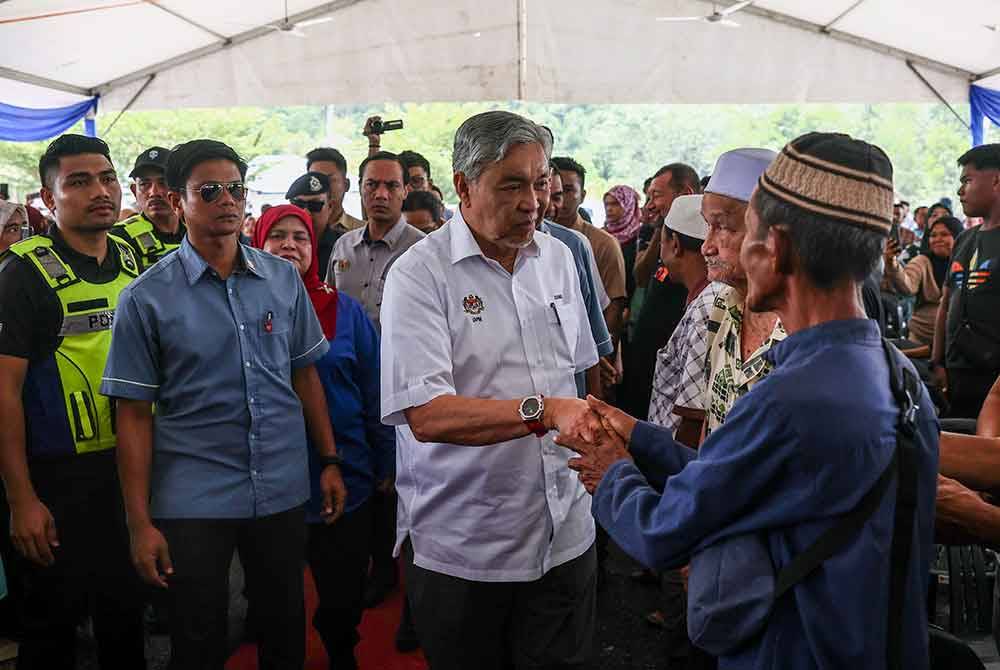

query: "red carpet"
left=226, top=568, right=428, bottom=670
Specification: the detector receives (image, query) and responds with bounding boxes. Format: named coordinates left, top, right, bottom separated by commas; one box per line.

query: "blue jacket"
left=307, top=292, right=395, bottom=522
left=594, top=319, right=938, bottom=669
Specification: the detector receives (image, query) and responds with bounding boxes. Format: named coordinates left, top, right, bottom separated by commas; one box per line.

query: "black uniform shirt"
left=0, top=225, right=123, bottom=361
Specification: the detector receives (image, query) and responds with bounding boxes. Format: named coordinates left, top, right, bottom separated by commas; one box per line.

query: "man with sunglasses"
left=101, top=138, right=347, bottom=669
left=286, top=171, right=339, bottom=274
left=112, top=146, right=185, bottom=272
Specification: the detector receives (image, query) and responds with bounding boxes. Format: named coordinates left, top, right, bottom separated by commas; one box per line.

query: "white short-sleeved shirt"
left=381, top=207, right=599, bottom=582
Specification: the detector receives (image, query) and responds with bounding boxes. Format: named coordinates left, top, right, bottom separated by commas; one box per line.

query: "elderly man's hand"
left=556, top=419, right=632, bottom=494
left=543, top=397, right=603, bottom=443
left=586, top=395, right=638, bottom=444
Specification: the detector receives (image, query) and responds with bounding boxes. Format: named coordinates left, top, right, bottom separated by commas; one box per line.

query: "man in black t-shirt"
left=621, top=164, right=700, bottom=420
left=932, top=144, right=1000, bottom=418
left=0, top=135, right=145, bottom=669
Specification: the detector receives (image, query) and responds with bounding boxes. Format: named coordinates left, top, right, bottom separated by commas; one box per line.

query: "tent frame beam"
left=821, top=0, right=866, bottom=32
left=0, top=66, right=91, bottom=97
left=906, top=60, right=970, bottom=130
left=699, top=0, right=974, bottom=81
left=92, top=0, right=366, bottom=97
left=146, top=1, right=230, bottom=42
left=974, top=66, right=1000, bottom=82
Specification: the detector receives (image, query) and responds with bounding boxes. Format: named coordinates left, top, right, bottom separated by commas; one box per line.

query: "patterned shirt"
left=648, top=282, right=725, bottom=433
left=703, top=285, right=786, bottom=435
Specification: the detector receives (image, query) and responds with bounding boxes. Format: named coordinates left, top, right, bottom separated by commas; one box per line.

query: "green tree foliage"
left=1, top=102, right=993, bottom=212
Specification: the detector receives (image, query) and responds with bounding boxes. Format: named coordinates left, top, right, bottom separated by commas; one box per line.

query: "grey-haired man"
left=380, top=111, right=600, bottom=669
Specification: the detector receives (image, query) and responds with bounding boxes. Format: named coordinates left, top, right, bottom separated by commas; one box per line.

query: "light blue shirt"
left=539, top=220, right=613, bottom=396
left=101, top=237, right=329, bottom=519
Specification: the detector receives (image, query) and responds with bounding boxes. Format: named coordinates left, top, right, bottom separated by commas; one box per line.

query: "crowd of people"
left=0, top=108, right=998, bottom=670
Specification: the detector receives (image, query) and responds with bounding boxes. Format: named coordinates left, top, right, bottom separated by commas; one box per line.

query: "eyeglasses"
left=186, top=181, right=247, bottom=203
left=290, top=199, right=326, bottom=213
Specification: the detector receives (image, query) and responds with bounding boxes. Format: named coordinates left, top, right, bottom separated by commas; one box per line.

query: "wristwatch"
left=519, top=394, right=547, bottom=438
left=318, top=454, right=343, bottom=469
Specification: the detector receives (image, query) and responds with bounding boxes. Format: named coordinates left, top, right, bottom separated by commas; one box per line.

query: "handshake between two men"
left=546, top=396, right=639, bottom=495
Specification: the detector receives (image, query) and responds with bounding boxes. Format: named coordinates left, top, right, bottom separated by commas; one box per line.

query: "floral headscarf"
left=603, top=185, right=641, bottom=244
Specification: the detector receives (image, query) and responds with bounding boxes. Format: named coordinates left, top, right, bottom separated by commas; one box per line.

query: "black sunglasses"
left=187, top=181, right=247, bottom=203
left=290, top=199, right=326, bottom=213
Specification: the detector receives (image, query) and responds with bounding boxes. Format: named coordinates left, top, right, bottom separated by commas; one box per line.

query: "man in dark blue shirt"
left=102, top=140, right=346, bottom=669
left=558, top=133, right=939, bottom=669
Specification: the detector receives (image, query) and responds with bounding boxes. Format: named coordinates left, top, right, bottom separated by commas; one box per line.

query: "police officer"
left=0, top=135, right=145, bottom=669
left=112, top=145, right=186, bottom=271
left=286, top=170, right=339, bottom=273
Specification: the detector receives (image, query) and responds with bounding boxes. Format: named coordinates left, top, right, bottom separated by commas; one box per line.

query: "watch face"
left=521, top=396, right=541, bottom=418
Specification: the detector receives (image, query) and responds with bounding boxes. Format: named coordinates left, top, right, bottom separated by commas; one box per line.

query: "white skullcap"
left=705, top=148, right=777, bottom=203
left=663, top=195, right=706, bottom=241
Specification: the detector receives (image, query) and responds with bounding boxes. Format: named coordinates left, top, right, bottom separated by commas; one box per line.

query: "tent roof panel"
left=0, top=3, right=218, bottom=88
left=0, top=76, right=91, bottom=108
left=154, top=0, right=335, bottom=38
left=829, top=0, right=1000, bottom=75
left=0, top=0, right=992, bottom=108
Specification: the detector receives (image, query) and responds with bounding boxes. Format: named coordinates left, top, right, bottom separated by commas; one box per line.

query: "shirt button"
left=363, top=283, right=368, bottom=288
left=245, top=361, right=251, bottom=368
left=240, top=324, right=245, bottom=331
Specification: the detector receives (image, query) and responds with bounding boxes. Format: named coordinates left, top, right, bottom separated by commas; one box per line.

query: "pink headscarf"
left=603, top=185, right=641, bottom=244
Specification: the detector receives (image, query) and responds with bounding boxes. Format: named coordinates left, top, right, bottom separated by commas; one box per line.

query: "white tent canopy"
left=1, top=0, right=999, bottom=112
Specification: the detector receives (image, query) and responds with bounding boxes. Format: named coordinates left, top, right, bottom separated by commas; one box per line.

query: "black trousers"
left=369, top=488, right=397, bottom=584
left=307, top=499, right=373, bottom=670
left=948, top=367, right=999, bottom=419
left=406, top=544, right=597, bottom=670
left=156, top=505, right=307, bottom=670
left=17, top=455, right=146, bottom=670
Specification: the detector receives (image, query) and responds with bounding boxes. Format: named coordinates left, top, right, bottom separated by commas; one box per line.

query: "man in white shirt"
left=381, top=110, right=600, bottom=669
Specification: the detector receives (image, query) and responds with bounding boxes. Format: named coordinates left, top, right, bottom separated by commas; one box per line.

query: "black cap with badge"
left=286, top=171, right=330, bottom=200
left=129, top=146, right=172, bottom=178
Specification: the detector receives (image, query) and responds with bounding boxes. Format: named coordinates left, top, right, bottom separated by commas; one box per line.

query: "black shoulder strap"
left=882, top=339, right=920, bottom=670
left=773, top=441, right=896, bottom=600
left=773, top=339, right=920, bottom=670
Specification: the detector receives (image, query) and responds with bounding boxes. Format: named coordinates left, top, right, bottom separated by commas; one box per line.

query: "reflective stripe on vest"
left=8, top=235, right=137, bottom=459
left=120, top=214, right=179, bottom=268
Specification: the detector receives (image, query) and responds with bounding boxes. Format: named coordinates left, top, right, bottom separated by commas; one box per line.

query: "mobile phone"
left=889, top=221, right=900, bottom=246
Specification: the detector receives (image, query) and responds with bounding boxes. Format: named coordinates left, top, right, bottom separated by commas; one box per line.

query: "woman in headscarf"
left=884, top=215, right=964, bottom=347
left=603, top=185, right=642, bottom=301
left=0, top=201, right=28, bottom=253
left=253, top=204, right=394, bottom=669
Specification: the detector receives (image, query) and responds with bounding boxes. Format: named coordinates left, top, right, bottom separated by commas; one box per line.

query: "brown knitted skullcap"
left=758, top=132, right=894, bottom=235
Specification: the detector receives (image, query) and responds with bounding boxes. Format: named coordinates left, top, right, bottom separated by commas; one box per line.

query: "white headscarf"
left=0, top=200, right=27, bottom=234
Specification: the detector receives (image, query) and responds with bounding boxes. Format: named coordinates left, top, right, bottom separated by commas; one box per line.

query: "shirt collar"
left=331, top=211, right=348, bottom=232
left=48, top=223, right=119, bottom=271
left=765, top=317, right=880, bottom=368
left=562, top=213, right=586, bottom=232
left=178, top=236, right=268, bottom=285
left=358, top=217, right=406, bottom=249
left=449, top=206, right=540, bottom=265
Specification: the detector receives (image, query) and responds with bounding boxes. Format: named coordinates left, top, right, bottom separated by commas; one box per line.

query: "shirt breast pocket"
left=547, top=299, right=580, bottom=373
left=258, top=308, right=291, bottom=372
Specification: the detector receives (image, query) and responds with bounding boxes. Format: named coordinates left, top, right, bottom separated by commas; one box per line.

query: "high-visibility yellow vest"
left=8, top=234, right=138, bottom=459
left=114, top=213, right=181, bottom=270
